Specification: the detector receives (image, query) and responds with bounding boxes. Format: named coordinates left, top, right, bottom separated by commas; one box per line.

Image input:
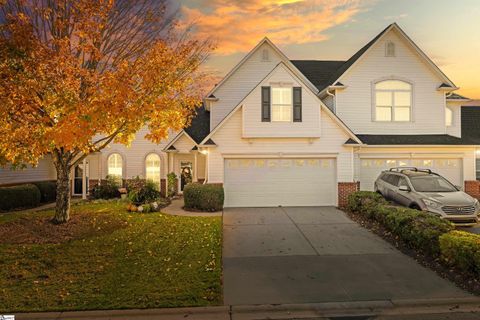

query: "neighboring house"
left=2, top=23, right=480, bottom=206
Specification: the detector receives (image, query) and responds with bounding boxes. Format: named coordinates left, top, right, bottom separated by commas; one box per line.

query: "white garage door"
left=359, top=158, right=463, bottom=191
left=224, top=158, right=336, bottom=207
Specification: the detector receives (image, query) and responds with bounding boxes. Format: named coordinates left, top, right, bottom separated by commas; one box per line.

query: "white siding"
left=336, top=29, right=448, bottom=134
left=207, top=108, right=354, bottom=184
left=242, top=64, right=321, bottom=138
left=96, top=126, right=175, bottom=180
left=446, top=101, right=462, bottom=138
left=210, top=42, right=283, bottom=128
left=173, top=134, right=195, bottom=153
left=0, top=156, right=56, bottom=185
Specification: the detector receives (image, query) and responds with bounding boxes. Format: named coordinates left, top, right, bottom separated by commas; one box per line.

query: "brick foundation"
left=338, top=182, right=360, bottom=208
left=464, top=180, right=480, bottom=199
left=88, top=179, right=99, bottom=193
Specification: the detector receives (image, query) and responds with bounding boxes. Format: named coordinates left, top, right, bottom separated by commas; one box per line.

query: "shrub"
left=167, top=172, right=177, bottom=196
left=127, top=177, right=160, bottom=205
left=183, top=183, right=224, bottom=212
left=91, top=175, right=121, bottom=199
left=347, top=191, right=453, bottom=254
left=33, top=180, right=56, bottom=203
left=0, top=184, right=41, bottom=211
left=440, top=231, right=480, bottom=275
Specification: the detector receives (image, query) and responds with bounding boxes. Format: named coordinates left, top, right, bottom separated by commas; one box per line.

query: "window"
left=375, top=80, right=412, bottom=122
left=385, top=41, right=395, bottom=57
left=145, top=153, right=161, bottom=187
left=445, top=107, right=453, bottom=126
left=107, top=153, right=123, bottom=179
left=271, top=87, right=292, bottom=122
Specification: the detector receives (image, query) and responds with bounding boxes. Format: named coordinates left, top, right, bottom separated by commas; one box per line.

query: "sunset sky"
left=179, top=0, right=480, bottom=98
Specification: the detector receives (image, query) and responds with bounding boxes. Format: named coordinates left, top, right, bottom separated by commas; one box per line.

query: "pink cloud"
left=181, top=0, right=373, bottom=55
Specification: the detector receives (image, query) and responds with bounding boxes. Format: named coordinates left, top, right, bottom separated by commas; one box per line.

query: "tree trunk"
left=52, top=152, right=71, bottom=224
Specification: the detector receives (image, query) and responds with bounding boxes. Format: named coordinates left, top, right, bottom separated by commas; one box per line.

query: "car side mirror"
left=399, top=185, right=411, bottom=192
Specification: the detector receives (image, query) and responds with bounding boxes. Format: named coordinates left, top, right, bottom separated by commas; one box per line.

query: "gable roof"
left=447, top=93, right=470, bottom=101
left=200, top=61, right=362, bottom=145
left=292, top=23, right=457, bottom=93
left=184, top=104, right=210, bottom=144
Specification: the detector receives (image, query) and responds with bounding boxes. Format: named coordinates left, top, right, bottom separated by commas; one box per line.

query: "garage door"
left=359, top=158, right=463, bottom=191
left=224, top=158, right=336, bottom=207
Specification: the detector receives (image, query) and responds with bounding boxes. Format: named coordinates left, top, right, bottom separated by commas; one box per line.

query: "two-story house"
left=2, top=23, right=480, bottom=207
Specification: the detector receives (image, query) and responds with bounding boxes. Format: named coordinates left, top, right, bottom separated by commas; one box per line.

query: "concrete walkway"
left=162, top=198, right=222, bottom=217
left=223, top=207, right=472, bottom=306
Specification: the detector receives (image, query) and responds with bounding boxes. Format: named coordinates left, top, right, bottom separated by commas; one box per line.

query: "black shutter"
left=261, top=86, right=271, bottom=122
left=293, top=87, right=302, bottom=122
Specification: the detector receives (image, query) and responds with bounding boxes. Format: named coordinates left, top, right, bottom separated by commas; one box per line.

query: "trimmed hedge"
left=347, top=191, right=454, bottom=255
left=33, top=181, right=57, bottom=203
left=183, top=183, right=224, bottom=212
left=440, top=231, right=480, bottom=276
left=91, top=175, right=121, bottom=199
left=0, top=184, right=41, bottom=211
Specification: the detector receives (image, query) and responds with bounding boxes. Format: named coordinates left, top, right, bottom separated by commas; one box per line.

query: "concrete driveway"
left=223, top=207, right=471, bottom=305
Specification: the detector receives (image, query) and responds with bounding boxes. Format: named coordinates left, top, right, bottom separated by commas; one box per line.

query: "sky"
left=178, top=0, right=480, bottom=98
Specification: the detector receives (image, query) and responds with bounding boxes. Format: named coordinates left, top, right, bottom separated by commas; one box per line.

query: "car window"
left=386, top=175, right=400, bottom=186
left=397, top=177, right=409, bottom=188
left=410, top=175, right=457, bottom=192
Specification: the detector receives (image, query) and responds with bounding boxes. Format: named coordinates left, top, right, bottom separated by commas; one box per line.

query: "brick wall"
left=464, top=180, right=480, bottom=199
left=160, top=179, right=166, bottom=197
left=338, top=182, right=360, bottom=208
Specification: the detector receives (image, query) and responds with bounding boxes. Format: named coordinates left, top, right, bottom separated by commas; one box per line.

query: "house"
left=2, top=23, right=480, bottom=207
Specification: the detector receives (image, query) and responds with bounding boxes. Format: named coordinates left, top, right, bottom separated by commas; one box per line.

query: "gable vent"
left=385, top=41, right=395, bottom=57
left=261, top=48, right=270, bottom=62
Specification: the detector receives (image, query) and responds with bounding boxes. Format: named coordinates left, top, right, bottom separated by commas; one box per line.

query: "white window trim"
left=271, top=86, right=293, bottom=122
left=371, top=77, right=414, bottom=123
left=144, top=152, right=162, bottom=186
left=106, top=152, right=125, bottom=179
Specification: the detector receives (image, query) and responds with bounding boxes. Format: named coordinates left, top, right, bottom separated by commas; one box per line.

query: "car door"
left=384, top=174, right=399, bottom=200
left=394, top=177, right=412, bottom=206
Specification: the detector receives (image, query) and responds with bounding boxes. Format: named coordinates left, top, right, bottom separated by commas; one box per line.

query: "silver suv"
left=374, top=167, right=480, bottom=226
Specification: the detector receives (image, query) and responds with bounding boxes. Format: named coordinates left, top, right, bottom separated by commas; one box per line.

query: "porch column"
left=82, top=158, right=87, bottom=200
left=194, top=151, right=198, bottom=182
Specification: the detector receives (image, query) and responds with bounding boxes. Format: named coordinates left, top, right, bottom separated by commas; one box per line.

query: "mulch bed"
left=346, top=210, right=480, bottom=296
left=0, top=213, right=126, bottom=245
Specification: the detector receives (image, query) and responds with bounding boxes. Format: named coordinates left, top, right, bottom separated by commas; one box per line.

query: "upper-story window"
left=375, top=80, right=412, bottom=122
left=385, top=41, right=395, bottom=57
left=107, top=153, right=123, bottom=179
left=271, top=87, right=292, bottom=122
left=445, top=107, right=453, bottom=126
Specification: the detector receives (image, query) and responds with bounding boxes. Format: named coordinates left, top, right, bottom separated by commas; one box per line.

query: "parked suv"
left=374, top=167, right=480, bottom=226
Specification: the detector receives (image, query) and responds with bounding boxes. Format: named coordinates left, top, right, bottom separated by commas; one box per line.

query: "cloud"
left=181, top=0, right=374, bottom=55
left=383, top=13, right=408, bottom=20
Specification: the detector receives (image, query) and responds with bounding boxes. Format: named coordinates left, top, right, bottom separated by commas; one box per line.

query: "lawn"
left=0, top=200, right=223, bottom=312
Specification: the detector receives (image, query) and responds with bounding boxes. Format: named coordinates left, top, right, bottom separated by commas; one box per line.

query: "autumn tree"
left=0, top=0, right=212, bottom=223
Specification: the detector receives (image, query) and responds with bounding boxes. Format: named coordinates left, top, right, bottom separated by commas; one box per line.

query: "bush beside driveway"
left=0, top=200, right=222, bottom=313
left=347, top=191, right=480, bottom=295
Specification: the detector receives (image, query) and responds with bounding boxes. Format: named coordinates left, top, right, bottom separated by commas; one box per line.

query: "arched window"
left=145, top=153, right=161, bottom=187
left=107, top=153, right=123, bottom=179
left=375, top=80, right=412, bottom=122
left=385, top=41, right=395, bottom=57
left=445, top=107, right=454, bottom=127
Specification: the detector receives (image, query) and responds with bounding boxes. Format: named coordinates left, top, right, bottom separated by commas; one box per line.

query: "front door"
left=180, top=161, right=193, bottom=192
left=73, top=162, right=89, bottom=195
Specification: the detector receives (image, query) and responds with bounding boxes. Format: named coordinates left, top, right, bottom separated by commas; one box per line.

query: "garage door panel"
left=224, top=158, right=336, bottom=207
left=359, top=158, right=463, bottom=191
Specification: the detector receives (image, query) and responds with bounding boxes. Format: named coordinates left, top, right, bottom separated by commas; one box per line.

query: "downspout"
left=326, top=87, right=336, bottom=113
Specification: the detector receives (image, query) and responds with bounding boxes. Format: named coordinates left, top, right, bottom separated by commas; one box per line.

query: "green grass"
left=0, top=200, right=222, bottom=312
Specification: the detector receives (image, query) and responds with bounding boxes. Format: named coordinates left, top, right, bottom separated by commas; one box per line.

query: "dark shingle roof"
left=290, top=60, right=346, bottom=91
left=291, top=24, right=393, bottom=92
left=447, top=93, right=470, bottom=100
left=353, top=134, right=475, bottom=145
left=204, top=138, right=216, bottom=146
left=461, top=107, right=480, bottom=144
left=345, top=138, right=359, bottom=145
left=439, top=83, right=453, bottom=88
left=184, top=104, right=210, bottom=144
left=167, top=145, right=177, bottom=151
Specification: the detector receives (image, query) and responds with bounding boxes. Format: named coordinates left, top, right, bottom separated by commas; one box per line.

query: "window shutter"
left=261, top=86, right=271, bottom=122
left=293, top=87, right=302, bottom=122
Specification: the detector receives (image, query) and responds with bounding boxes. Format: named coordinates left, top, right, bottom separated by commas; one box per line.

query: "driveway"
left=223, top=207, right=471, bottom=305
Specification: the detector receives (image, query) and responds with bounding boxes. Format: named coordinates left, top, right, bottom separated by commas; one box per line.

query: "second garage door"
left=224, top=158, right=336, bottom=207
